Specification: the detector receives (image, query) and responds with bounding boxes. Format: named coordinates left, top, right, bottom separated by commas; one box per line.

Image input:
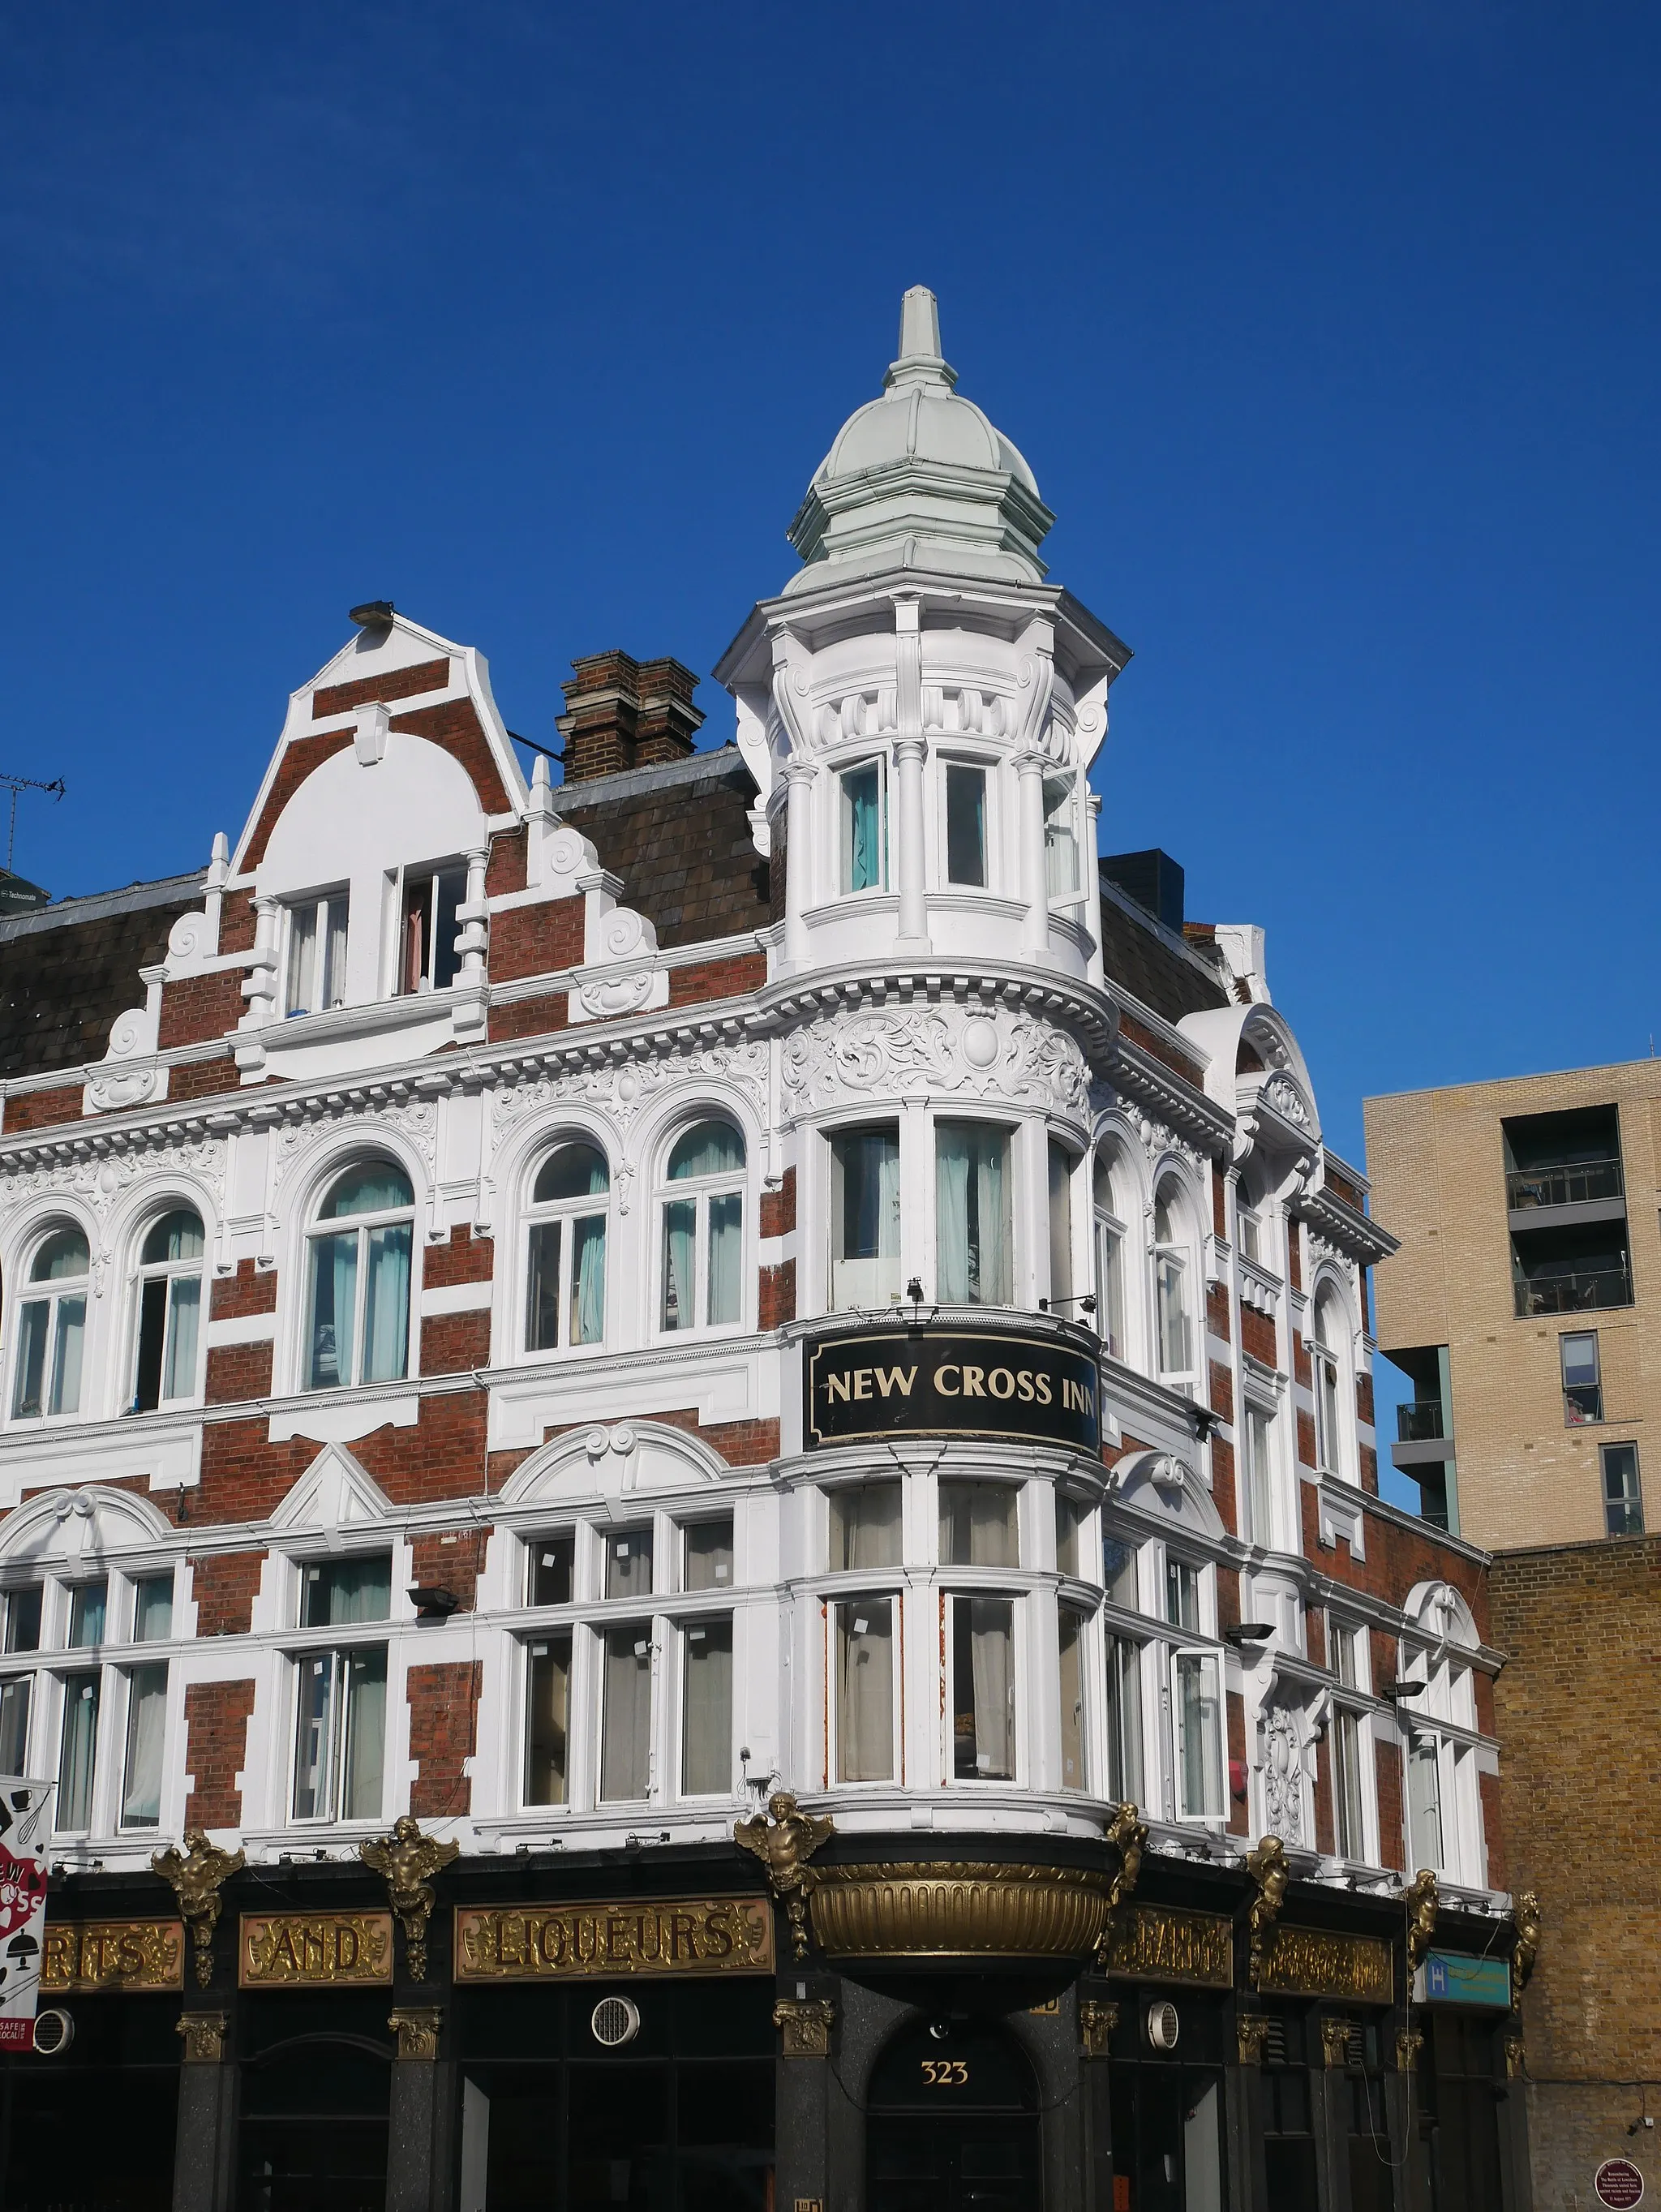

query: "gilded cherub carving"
left=734, top=1790, right=835, bottom=1961
left=1403, top=1867, right=1439, bottom=1976
left=152, top=1829, right=246, bottom=1989
left=1511, top=1890, right=1541, bottom=1998
left=360, top=1815, right=461, bottom=1981
left=1245, top=1834, right=1290, bottom=1986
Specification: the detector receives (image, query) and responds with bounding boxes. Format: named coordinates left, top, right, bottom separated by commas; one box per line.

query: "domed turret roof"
left=783, top=288, right=1055, bottom=596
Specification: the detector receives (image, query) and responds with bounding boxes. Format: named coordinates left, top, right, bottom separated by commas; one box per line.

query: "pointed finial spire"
left=884, top=286, right=956, bottom=393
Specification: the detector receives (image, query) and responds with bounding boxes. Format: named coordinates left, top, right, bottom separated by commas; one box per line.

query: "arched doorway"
left=866, top=2017, right=1041, bottom=2212
left=238, top=2033, right=390, bottom=2212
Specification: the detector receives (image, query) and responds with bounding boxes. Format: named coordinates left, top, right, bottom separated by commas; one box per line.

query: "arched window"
left=305, top=1163, right=414, bottom=1391
left=1236, top=1166, right=1268, bottom=1267
left=1152, top=1180, right=1194, bottom=1378
left=1311, top=1290, right=1346, bottom=1476
left=1093, top=1151, right=1128, bottom=1360
left=12, top=1226, right=90, bottom=1419
left=131, top=1209, right=205, bottom=1411
left=659, top=1120, right=745, bottom=1333
left=525, top=1141, right=609, bottom=1351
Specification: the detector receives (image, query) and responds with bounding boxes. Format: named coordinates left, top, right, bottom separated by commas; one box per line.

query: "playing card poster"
left=0, top=1778, right=54, bottom=2049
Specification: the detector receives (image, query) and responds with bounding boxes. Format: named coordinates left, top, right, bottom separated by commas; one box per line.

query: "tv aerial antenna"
left=0, top=774, right=66, bottom=873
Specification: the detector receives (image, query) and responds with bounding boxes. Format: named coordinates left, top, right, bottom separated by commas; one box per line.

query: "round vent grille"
left=32, top=2008, right=74, bottom=2056
left=591, top=1995, right=641, bottom=2049
left=1146, top=2000, right=1179, bottom=2052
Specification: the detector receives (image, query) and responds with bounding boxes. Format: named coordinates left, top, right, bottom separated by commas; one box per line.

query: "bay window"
left=839, top=760, right=886, bottom=892
left=525, top=1141, right=609, bottom=1352
left=830, top=1482, right=901, bottom=1572
left=680, top=1617, right=732, bottom=1795
left=0, top=1678, right=29, bottom=1773
left=290, top=1555, right=391, bottom=1824
left=1329, top=1619, right=1367, bottom=1859
left=939, top=1481, right=1019, bottom=1569
left=659, top=1120, right=745, bottom=1333
left=1055, top=1492, right=1087, bottom=1578
left=935, top=1122, right=1011, bottom=1306
left=606, top=1527, right=653, bottom=1601
left=304, top=1162, right=414, bottom=1390
left=949, top=1595, right=1015, bottom=1780
left=835, top=1599, right=895, bottom=1783
left=1406, top=1733, right=1444, bottom=1871
left=284, top=890, right=349, bottom=1016
left=12, top=1226, right=90, bottom=1420
left=1311, top=1293, right=1346, bottom=1476
left=530, top=1534, right=574, bottom=1607
left=1044, top=775, right=1079, bottom=898
left=131, top=1209, right=204, bottom=1411
left=58, top=1673, right=100, bottom=1830
left=120, top=1664, right=168, bottom=1828
left=830, top=1124, right=900, bottom=1309
left=1243, top=1402, right=1275, bottom=1547
left=1048, top=1140, right=1075, bottom=1307
left=1164, top=1555, right=1200, bottom=1633
left=683, top=1519, right=733, bottom=1592
left=1102, top=1536, right=1140, bottom=1612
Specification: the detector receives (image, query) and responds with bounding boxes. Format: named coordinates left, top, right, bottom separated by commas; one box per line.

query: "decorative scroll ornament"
left=1261, top=1072, right=1311, bottom=1129
left=389, top=2005, right=444, bottom=2060
left=152, top=1830, right=245, bottom=1989
left=1236, top=2014, right=1271, bottom=2066
left=772, top=1997, right=835, bottom=2056
left=176, top=2010, right=230, bottom=2064
left=359, top=1816, right=461, bottom=1982
left=780, top=1006, right=1088, bottom=1120
left=1512, top=1890, right=1541, bottom=1999
left=1244, top=1835, right=1290, bottom=1987
left=1402, top=1868, right=1439, bottom=1975
left=4, top=1137, right=226, bottom=1223
left=1092, top=1802, right=1148, bottom=1969
left=1261, top=1708, right=1305, bottom=1846
left=734, top=1791, right=834, bottom=1963
left=1079, top=1999, right=1118, bottom=2059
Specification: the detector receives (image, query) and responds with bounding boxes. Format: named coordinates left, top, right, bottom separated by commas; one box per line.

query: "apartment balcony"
left=1513, top=1264, right=1633, bottom=1319
left=1393, top=1400, right=1454, bottom=1468
left=1506, top=1155, right=1626, bottom=1232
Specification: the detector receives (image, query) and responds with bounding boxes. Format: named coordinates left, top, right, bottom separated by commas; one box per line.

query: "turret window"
left=525, top=1142, right=609, bottom=1351
left=944, top=763, right=987, bottom=886
left=12, top=1226, right=90, bottom=1420
left=131, top=1209, right=205, bottom=1411
left=839, top=760, right=887, bottom=892
left=284, top=891, right=349, bottom=1016
left=304, top=1163, right=414, bottom=1391
left=835, top=1598, right=895, bottom=1783
left=1044, top=775, right=1079, bottom=898
left=948, top=1596, right=1015, bottom=1780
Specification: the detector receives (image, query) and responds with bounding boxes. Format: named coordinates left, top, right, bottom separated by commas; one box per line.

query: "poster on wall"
left=0, top=1778, right=55, bottom=2051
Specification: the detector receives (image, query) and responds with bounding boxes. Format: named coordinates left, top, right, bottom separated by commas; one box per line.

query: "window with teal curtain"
left=133, top=1207, right=205, bottom=1411
left=120, top=1664, right=167, bottom=1828
left=830, top=1125, right=901, bottom=1308
left=840, top=762, right=885, bottom=892
left=935, top=1122, right=1011, bottom=1305
left=659, top=1120, right=746, bottom=1332
left=525, top=1142, right=609, bottom=1351
left=13, top=1226, right=89, bottom=1420
left=306, top=1163, right=414, bottom=1390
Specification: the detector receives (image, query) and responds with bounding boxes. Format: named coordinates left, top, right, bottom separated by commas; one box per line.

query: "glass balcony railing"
left=1397, top=1400, right=1447, bottom=1443
left=1513, top=1265, right=1633, bottom=1318
left=1506, top=1158, right=1624, bottom=1210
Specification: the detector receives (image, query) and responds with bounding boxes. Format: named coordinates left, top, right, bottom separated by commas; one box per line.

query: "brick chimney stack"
left=557, top=651, right=704, bottom=782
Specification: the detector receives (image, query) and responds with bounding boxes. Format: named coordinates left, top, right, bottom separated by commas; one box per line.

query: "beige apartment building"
left=1366, top=1057, right=1661, bottom=1551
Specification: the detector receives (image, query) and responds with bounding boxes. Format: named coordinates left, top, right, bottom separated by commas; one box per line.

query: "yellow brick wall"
left=1489, top=1539, right=1661, bottom=2203
left=1367, top=1059, right=1661, bottom=1551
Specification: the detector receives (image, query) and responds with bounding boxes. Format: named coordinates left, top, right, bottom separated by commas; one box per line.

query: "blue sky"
left=3, top=2, right=1657, bottom=1499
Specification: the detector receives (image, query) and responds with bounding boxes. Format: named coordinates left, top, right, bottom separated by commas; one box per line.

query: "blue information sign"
left=1417, top=1950, right=1512, bottom=2008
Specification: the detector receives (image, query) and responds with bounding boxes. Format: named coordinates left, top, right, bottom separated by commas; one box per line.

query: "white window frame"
left=1093, top=1170, right=1130, bottom=1364
left=1152, top=1179, right=1198, bottom=1385
left=521, top=1140, right=612, bottom=1357
left=655, top=1120, right=749, bottom=1338
left=283, top=1549, right=395, bottom=1828
left=826, top=1119, right=903, bottom=1312
left=938, top=754, right=996, bottom=891
left=1170, top=1645, right=1226, bottom=1823
left=1043, top=772, right=1080, bottom=902
left=300, top=1163, right=418, bottom=1393
left=836, top=754, right=889, bottom=895
left=10, top=1223, right=92, bottom=1426
left=281, top=887, right=350, bottom=1017
left=127, top=1207, right=208, bottom=1414
left=1327, top=1617, right=1372, bottom=1863
left=388, top=861, right=468, bottom=998
left=944, top=1587, right=1020, bottom=1786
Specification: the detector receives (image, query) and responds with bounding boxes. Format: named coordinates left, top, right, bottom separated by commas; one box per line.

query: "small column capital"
left=389, top=2005, right=444, bottom=2061
left=177, top=2010, right=230, bottom=2065
left=772, top=1997, right=835, bottom=2057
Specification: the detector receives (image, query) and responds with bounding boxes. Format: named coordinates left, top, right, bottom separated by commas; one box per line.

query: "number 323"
left=921, top=2060, right=969, bottom=2085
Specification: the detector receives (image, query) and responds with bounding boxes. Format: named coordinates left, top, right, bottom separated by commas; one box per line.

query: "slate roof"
left=0, top=874, right=204, bottom=1079
left=553, top=745, right=770, bottom=949
left=1097, top=871, right=1232, bottom=1027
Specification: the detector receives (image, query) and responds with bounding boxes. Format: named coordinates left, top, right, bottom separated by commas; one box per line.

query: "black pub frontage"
left=4, top=1817, right=1534, bottom=2212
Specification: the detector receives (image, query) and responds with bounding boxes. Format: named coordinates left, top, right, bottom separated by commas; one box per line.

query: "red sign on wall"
left=1595, top=2158, right=1646, bottom=2210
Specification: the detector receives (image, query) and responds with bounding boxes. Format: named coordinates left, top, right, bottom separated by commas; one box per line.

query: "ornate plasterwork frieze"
left=1296, top=1185, right=1397, bottom=1268
left=779, top=1002, right=1088, bottom=1119
left=0, top=1136, right=228, bottom=1283
left=1106, top=1041, right=1233, bottom=1160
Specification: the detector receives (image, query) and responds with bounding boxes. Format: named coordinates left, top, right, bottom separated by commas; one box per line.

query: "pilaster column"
left=172, top=2012, right=234, bottom=2212
left=386, top=2007, right=454, bottom=2212
left=780, top=758, right=815, bottom=973
left=1015, top=745, right=1049, bottom=959
left=892, top=595, right=932, bottom=955
left=239, top=897, right=279, bottom=1028
left=1084, top=790, right=1105, bottom=986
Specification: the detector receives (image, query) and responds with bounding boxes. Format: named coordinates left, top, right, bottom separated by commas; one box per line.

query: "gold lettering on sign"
left=240, top=1912, right=393, bottom=1987
left=1256, top=1925, right=1393, bottom=2004
left=1098, top=1904, right=1234, bottom=1989
left=456, top=1896, right=774, bottom=1982
left=42, top=1920, right=185, bottom=1992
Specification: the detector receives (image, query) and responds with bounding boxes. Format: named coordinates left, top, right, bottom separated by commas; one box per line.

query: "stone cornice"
left=1295, top=1183, right=1398, bottom=1267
